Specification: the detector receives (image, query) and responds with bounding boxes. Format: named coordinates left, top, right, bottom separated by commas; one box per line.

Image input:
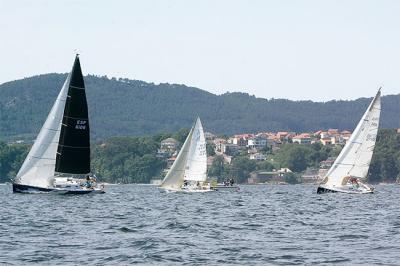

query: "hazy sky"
left=0, top=0, right=399, bottom=101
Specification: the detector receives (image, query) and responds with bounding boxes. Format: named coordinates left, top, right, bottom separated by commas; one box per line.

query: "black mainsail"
left=55, top=55, right=91, bottom=174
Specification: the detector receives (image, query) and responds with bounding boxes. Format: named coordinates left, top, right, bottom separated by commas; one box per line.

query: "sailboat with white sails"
left=160, top=117, right=213, bottom=192
left=12, top=55, right=105, bottom=194
left=317, top=89, right=381, bottom=194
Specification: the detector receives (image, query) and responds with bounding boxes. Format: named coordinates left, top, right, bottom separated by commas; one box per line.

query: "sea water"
left=0, top=184, right=399, bottom=265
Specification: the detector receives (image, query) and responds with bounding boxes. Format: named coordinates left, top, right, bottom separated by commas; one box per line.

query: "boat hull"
left=212, top=185, right=240, bottom=191
left=159, top=186, right=215, bottom=193
left=13, top=183, right=55, bottom=193
left=12, top=183, right=105, bottom=194
left=317, top=185, right=374, bottom=194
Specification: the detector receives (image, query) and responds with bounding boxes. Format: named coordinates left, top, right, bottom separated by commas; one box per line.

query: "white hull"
left=159, top=187, right=215, bottom=193
left=317, top=184, right=374, bottom=194
left=13, top=183, right=105, bottom=194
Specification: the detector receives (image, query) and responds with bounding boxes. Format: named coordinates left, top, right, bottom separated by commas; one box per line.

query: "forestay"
left=321, top=90, right=381, bottom=187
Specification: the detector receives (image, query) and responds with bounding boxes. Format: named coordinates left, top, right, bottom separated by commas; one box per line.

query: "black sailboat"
left=12, top=55, right=104, bottom=194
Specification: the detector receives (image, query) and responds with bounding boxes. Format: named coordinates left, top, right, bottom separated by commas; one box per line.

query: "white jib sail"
left=184, top=118, right=207, bottom=182
left=160, top=125, right=195, bottom=190
left=322, top=90, right=381, bottom=188
left=15, top=74, right=71, bottom=188
left=160, top=117, right=207, bottom=189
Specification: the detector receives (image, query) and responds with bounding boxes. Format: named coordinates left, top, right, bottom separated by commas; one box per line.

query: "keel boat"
left=160, top=117, right=213, bottom=193
left=12, top=55, right=104, bottom=194
left=317, top=89, right=381, bottom=194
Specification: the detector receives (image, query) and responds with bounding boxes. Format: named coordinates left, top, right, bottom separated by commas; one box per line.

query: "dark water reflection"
left=0, top=184, right=399, bottom=265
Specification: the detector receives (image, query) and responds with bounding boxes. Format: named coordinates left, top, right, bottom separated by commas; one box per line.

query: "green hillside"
left=1, top=74, right=400, bottom=140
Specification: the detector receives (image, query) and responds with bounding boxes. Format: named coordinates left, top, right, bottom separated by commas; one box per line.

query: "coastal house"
left=248, top=168, right=293, bottom=184
left=205, top=132, right=216, bottom=140
left=221, top=143, right=239, bottom=156
left=249, top=153, right=267, bottom=161
left=231, top=134, right=253, bottom=147
left=213, top=138, right=227, bottom=152
left=320, top=137, right=332, bottom=146
left=247, top=135, right=268, bottom=150
left=292, top=133, right=311, bottom=144
left=160, top=138, right=179, bottom=152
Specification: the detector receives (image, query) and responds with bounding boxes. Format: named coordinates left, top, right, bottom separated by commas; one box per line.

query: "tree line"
left=2, top=73, right=400, bottom=141
left=1, top=129, right=400, bottom=184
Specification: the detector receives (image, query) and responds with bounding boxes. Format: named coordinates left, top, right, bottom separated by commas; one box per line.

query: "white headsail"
left=321, top=90, right=381, bottom=188
left=160, top=117, right=207, bottom=190
left=14, top=74, right=71, bottom=188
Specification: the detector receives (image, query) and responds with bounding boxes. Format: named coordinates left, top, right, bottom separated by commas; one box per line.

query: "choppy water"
left=0, top=184, right=400, bottom=265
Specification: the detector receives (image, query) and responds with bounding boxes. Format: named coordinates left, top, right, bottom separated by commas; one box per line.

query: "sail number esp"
left=75, top=120, right=87, bottom=130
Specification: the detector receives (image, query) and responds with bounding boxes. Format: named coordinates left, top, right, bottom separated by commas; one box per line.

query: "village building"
left=205, top=132, right=216, bottom=140
left=221, top=143, right=239, bottom=156
left=248, top=168, right=293, bottom=184
left=249, top=153, right=267, bottom=161
left=292, top=133, right=311, bottom=144
left=230, top=134, right=253, bottom=147
left=160, top=138, right=179, bottom=152
left=213, top=138, right=227, bottom=152
left=247, top=135, right=268, bottom=150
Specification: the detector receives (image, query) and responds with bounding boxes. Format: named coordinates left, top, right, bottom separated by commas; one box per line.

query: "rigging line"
left=58, top=145, right=90, bottom=148
left=69, top=85, right=85, bottom=90
left=30, top=155, right=56, bottom=160
left=42, top=127, right=61, bottom=132
left=63, top=115, right=89, bottom=120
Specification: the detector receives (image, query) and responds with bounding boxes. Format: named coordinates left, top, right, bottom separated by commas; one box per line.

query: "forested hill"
left=1, top=73, right=400, bottom=140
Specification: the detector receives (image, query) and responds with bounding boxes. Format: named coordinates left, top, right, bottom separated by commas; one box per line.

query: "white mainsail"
left=14, top=74, right=71, bottom=188
left=184, top=118, right=207, bottom=182
left=160, top=117, right=207, bottom=190
left=321, top=90, right=381, bottom=188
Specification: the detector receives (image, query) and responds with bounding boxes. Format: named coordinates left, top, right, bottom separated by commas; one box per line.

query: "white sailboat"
left=12, top=55, right=105, bottom=194
left=317, top=89, right=381, bottom=194
left=160, top=117, right=213, bottom=192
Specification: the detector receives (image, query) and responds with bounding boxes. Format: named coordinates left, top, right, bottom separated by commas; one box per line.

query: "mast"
left=55, top=55, right=91, bottom=175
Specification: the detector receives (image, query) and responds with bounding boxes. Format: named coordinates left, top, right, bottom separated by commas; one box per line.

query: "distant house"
left=292, top=133, right=311, bottom=144
left=320, top=137, right=332, bottom=146
left=249, top=153, right=267, bottom=161
left=156, top=149, right=171, bottom=159
left=160, top=138, right=179, bottom=152
left=328, top=128, right=339, bottom=136
left=213, top=138, right=227, bottom=152
left=320, top=157, right=336, bottom=169
left=221, top=143, right=239, bottom=156
left=247, top=135, right=267, bottom=150
left=205, top=132, right=215, bottom=140
left=248, top=168, right=292, bottom=184
left=276, top=131, right=289, bottom=140
left=231, top=134, right=253, bottom=147
left=340, top=130, right=352, bottom=143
